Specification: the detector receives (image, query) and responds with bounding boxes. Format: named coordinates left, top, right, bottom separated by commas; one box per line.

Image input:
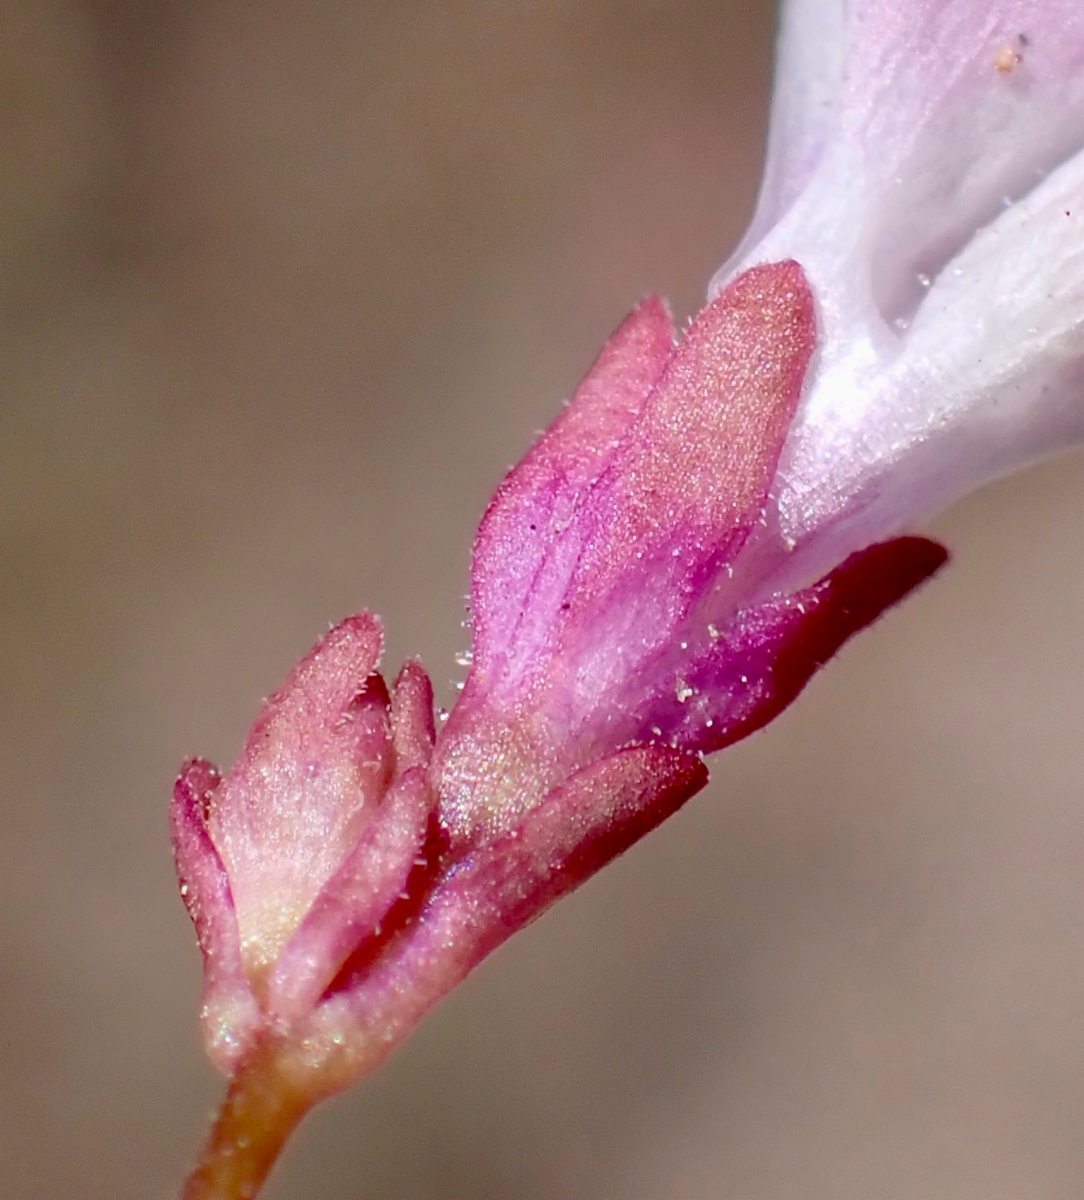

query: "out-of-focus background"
left=3, top=2, right=1084, bottom=1197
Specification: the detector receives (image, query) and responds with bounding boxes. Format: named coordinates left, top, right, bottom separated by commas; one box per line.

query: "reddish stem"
left=179, top=1040, right=316, bottom=1200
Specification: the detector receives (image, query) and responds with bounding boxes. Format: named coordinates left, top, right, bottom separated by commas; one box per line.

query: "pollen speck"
left=995, top=45, right=1021, bottom=73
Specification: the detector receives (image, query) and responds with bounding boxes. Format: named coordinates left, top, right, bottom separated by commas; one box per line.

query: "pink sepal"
left=438, top=262, right=817, bottom=841
left=461, top=743, right=710, bottom=934
left=207, top=613, right=396, bottom=975
left=293, top=745, right=706, bottom=1087
left=266, top=766, right=434, bottom=1022
left=470, top=262, right=815, bottom=706
left=390, top=660, right=436, bottom=773
left=170, top=759, right=260, bottom=1073
left=537, top=261, right=817, bottom=704
left=471, top=296, right=675, bottom=676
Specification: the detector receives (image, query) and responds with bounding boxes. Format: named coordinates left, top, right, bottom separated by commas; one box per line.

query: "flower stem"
left=180, top=1039, right=315, bottom=1200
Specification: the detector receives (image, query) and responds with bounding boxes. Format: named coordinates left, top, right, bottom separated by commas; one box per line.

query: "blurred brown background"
left=2, top=2, right=1084, bottom=1197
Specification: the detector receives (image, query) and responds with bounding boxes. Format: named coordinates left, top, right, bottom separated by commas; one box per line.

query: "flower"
left=173, top=2, right=1084, bottom=1195
left=172, top=263, right=944, bottom=1200
left=717, top=0, right=1084, bottom=587
left=171, top=614, right=436, bottom=1078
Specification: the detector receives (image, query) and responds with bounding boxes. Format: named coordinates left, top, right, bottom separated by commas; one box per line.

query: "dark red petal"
left=661, top=536, right=950, bottom=756
left=728, top=535, right=948, bottom=742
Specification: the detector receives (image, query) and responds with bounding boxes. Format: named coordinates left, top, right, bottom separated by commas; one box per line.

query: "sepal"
left=279, top=745, right=708, bottom=1090
left=390, top=660, right=437, bottom=773
left=266, top=767, right=434, bottom=1022
left=640, top=536, right=949, bottom=756
left=206, top=614, right=393, bottom=978
left=471, top=296, right=675, bottom=676
left=170, top=759, right=260, bottom=1073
